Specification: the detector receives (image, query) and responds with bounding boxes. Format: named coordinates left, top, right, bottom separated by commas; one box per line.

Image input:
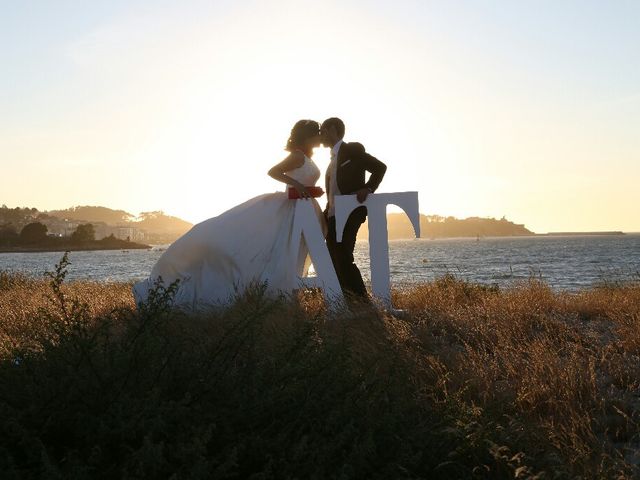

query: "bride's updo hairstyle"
left=285, top=119, right=320, bottom=152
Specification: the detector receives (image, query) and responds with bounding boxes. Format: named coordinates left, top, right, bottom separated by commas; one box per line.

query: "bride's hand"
left=294, top=182, right=311, bottom=199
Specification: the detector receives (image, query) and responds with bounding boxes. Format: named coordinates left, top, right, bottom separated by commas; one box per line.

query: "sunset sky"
left=1, top=0, right=639, bottom=233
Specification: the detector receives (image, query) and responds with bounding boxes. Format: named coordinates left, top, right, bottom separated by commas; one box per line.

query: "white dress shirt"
left=327, top=139, right=343, bottom=218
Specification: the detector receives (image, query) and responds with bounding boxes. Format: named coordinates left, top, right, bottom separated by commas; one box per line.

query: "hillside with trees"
left=0, top=221, right=149, bottom=252
left=2, top=204, right=535, bottom=248
left=0, top=206, right=49, bottom=232
left=47, top=206, right=135, bottom=224
left=134, top=211, right=193, bottom=243
left=1, top=205, right=193, bottom=246
left=358, top=213, right=534, bottom=239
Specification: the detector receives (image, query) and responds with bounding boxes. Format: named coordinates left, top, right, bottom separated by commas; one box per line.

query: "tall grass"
left=0, top=257, right=638, bottom=479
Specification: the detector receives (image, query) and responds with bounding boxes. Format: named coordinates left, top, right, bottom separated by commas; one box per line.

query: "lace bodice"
left=285, top=156, right=321, bottom=187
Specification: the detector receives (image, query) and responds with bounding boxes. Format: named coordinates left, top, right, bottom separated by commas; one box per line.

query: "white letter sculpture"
left=292, top=192, right=420, bottom=313
left=335, top=192, right=420, bottom=307
left=292, top=200, right=344, bottom=307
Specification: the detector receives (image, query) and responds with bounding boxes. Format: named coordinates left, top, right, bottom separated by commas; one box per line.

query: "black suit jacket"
left=324, top=142, right=387, bottom=219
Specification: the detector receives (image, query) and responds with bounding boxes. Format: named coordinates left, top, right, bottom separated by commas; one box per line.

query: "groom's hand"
left=356, top=187, right=372, bottom=203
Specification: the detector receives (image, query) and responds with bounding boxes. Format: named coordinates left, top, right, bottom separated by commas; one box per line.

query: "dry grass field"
left=1, top=257, right=639, bottom=479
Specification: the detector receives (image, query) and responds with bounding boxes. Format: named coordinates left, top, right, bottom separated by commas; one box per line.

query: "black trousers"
left=326, top=207, right=367, bottom=298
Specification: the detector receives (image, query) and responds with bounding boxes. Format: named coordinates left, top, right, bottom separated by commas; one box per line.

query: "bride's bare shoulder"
left=285, top=150, right=306, bottom=168
left=268, top=150, right=305, bottom=176
left=291, top=149, right=306, bottom=161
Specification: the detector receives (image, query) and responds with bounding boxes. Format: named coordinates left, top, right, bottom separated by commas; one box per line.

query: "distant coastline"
left=541, top=231, right=625, bottom=236
left=361, top=213, right=535, bottom=240
left=3, top=204, right=633, bottom=244
left=0, top=239, right=150, bottom=254
left=1, top=205, right=193, bottom=246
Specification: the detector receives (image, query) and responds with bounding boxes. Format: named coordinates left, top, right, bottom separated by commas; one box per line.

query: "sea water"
left=1, top=235, right=638, bottom=291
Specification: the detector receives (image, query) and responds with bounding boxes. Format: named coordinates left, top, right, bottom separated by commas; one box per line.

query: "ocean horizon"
left=1, top=234, right=638, bottom=292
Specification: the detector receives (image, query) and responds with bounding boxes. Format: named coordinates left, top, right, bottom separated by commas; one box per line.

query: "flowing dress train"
left=133, top=156, right=324, bottom=309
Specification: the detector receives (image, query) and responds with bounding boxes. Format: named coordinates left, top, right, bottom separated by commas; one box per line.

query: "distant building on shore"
left=42, top=219, right=145, bottom=241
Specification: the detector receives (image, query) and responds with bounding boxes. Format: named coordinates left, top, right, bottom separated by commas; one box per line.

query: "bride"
left=133, top=119, right=326, bottom=309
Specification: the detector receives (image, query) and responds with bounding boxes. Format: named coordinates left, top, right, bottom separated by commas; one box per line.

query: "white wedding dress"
left=133, top=156, right=325, bottom=309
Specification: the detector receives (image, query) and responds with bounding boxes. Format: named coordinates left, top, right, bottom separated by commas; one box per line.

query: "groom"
left=321, top=117, right=387, bottom=299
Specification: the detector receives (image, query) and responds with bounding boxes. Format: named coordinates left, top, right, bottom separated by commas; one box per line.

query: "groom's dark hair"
left=322, top=117, right=345, bottom=139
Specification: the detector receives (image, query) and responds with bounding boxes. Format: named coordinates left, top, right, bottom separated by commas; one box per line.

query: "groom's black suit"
left=325, top=142, right=387, bottom=298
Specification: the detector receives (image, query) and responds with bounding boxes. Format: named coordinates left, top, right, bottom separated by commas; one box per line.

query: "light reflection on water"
left=1, top=235, right=639, bottom=291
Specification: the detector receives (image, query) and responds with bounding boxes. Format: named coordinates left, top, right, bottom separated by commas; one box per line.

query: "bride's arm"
left=268, top=151, right=310, bottom=198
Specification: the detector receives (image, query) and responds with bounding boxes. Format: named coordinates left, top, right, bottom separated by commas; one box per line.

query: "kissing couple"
left=133, top=117, right=387, bottom=309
